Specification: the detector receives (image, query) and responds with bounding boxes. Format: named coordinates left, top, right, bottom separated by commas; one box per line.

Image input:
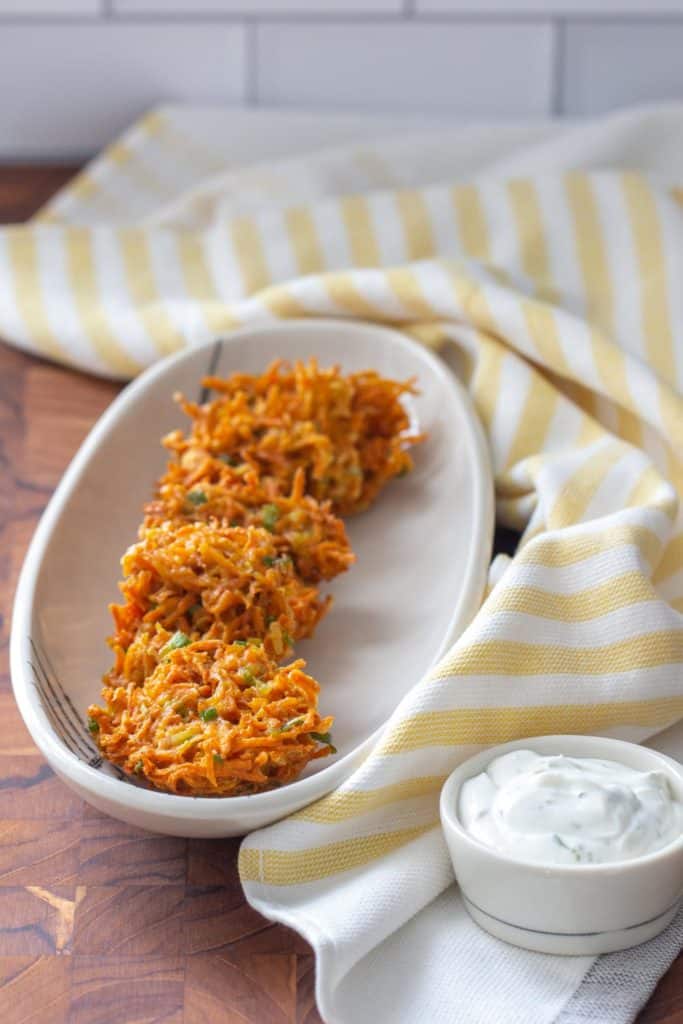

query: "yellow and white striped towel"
left=5, top=102, right=683, bottom=1023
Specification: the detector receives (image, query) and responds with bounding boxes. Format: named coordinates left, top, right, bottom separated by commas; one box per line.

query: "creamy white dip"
left=458, top=749, right=683, bottom=865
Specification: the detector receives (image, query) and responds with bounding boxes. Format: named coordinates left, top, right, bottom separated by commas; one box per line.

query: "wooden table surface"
left=0, top=165, right=681, bottom=1024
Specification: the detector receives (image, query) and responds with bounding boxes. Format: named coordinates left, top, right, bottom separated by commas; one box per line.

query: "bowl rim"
left=11, top=317, right=494, bottom=822
left=439, top=733, right=683, bottom=875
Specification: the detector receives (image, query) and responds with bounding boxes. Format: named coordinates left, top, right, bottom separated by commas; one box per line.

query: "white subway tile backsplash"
left=0, top=0, right=100, bottom=12
left=256, top=22, right=554, bottom=117
left=0, top=23, right=246, bottom=158
left=563, top=20, right=683, bottom=115
left=417, top=1, right=683, bottom=12
left=0, top=2, right=682, bottom=159
left=114, top=0, right=402, bottom=12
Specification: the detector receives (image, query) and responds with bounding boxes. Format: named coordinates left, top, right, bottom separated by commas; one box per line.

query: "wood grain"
left=0, top=164, right=679, bottom=1024
left=70, top=956, right=184, bottom=1024
left=0, top=956, right=72, bottom=1024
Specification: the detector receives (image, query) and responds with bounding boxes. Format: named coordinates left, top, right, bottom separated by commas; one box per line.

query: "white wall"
left=1, top=0, right=683, bottom=158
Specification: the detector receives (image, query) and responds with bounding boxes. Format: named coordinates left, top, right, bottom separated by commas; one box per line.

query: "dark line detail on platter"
left=462, top=894, right=680, bottom=938
left=29, top=658, right=95, bottom=764
left=28, top=660, right=86, bottom=763
left=28, top=662, right=125, bottom=777
left=198, top=339, right=224, bottom=404
left=40, top=637, right=102, bottom=752
left=29, top=657, right=83, bottom=758
left=39, top=637, right=129, bottom=780
left=29, top=639, right=100, bottom=763
left=28, top=666, right=66, bottom=743
left=30, top=639, right=96, bottom=760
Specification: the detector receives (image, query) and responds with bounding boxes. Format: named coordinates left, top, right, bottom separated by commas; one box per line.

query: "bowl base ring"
left=462, top=896, right=680, bottom=956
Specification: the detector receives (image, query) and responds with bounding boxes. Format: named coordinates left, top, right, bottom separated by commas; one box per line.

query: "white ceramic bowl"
left=440, top=735, right=683, bottom=955
left=11, top=319, right=493, bottom=837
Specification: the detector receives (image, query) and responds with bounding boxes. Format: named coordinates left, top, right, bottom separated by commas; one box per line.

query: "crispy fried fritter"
left=90, top=360, right=423, bottom=796
left=166, top=359, right=423, bottom=515
left=89, top=639, right=334, bottom=796
left=144, top=462, right=354, bottom=584
left=108, top=522, right=328, bottom=681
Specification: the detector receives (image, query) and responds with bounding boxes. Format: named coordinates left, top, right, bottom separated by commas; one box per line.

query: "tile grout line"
left=551, top=16, right=566, bottom=117
left=245, top=19, right=259, bottom=106
left=1, top=12, right=683, bottom=26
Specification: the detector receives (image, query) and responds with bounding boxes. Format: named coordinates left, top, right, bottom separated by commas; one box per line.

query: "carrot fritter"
left=165, top=359, right=423, bottom=515
left=107, top=522, right=329, bottom=681
left=89, top=639, right=334, bottom=796
left=89, top=359, right=424, bottom=797
left=144, top=462, right=354, bottom=584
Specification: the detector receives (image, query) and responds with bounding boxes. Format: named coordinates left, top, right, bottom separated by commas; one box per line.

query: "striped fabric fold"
left=5, top=104, right=683, bottom=1024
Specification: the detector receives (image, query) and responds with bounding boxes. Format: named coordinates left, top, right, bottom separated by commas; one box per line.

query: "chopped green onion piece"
left=213, top=752, right=224, bottom=764
left=261, top=503, right=280, bottom=532
left=133, top=760, right=144, bottom=775
left=310, top=731, right=336, bottom=752
left=87, top=717, right=99, bottom=734
left=200, top=707, right=218, bottom=722
left=282, top=630, right=293, bottom=648
left=233, top=639, right=248, bottom=647
left=239, top=666, right=255, bottom=684
left=172, top=727, right=201, bottom=747
left=281, top=716, right=305, bottom=733
left=187, top=489, right=208, bottom=506
left=160, top=631, right=191, bottom=657
left=175, top=703, right=189, bottom=720
left=247, top=637, right=262, bottom=647
left=262, top=555, right=276, bottom=567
